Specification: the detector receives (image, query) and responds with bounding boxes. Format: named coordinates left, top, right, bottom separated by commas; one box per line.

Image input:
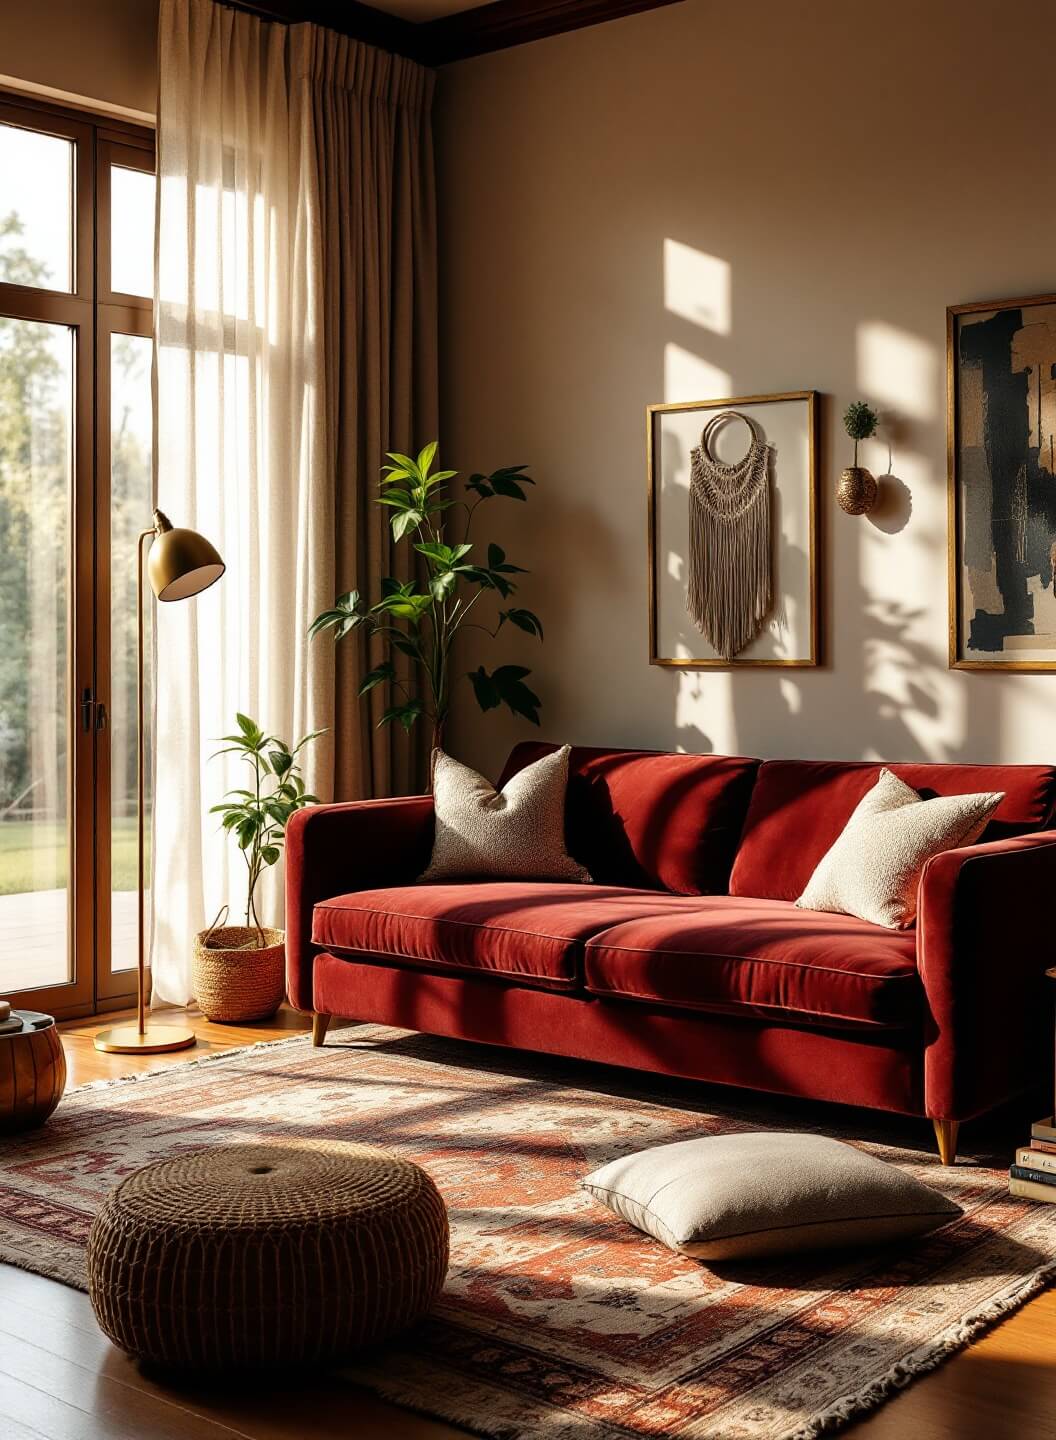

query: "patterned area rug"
left=1, top=1025, right=1054, bottom=1440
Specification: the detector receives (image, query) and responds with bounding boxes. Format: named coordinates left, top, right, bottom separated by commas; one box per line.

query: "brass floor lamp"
left=95, top=510, right=225, bottom=1055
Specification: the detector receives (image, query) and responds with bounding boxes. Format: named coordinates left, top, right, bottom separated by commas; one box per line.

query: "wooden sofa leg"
left=312, top=1012, right=332, bottom=1047
left=933, top=1118, right=959, bottom=1166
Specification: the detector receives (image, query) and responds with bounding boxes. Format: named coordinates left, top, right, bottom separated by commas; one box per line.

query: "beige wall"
left=436, top=0, right=1056, bottom=779
left=0, top=0, right=157, bottom=117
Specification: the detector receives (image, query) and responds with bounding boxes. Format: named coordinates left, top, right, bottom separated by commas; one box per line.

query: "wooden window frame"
left=0, top=93, right=155, bottom=1020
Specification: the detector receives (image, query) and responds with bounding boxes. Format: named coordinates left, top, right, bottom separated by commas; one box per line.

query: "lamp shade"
left=147, top=510, right=225, bottom=602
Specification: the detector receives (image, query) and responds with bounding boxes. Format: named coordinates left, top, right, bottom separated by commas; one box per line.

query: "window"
left=0, top=95, right=155, bottom=1018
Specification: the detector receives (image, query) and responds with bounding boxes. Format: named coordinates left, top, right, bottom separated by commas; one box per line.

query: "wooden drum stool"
left=0, top=1005, right=66, bottom=1133
left=87, top=1140, right=449, bottom=1371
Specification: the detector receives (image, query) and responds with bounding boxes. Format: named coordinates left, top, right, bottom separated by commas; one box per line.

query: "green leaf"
left=466, top=474, right=493, bottom=498
left=268, top=749, right=293, bottom=777
left=309, top=590, right=361, bottom=639
left=358, top=661, right=396, bottom=696
left=388, top=629, right=420, bottom=658
left=290, top=727, right=327, bottom=755
left=414, top=541, right=472, bottom=567
left=392, top=509, right=424, bottom=542
left=378, top=700, right=424, bottom=733
left=504, top=607, right=544, bottom=640
left=236, top=712, right=262, bottom=744
left=429, top=570, right=457, bottom=603
left=385, top=451, right=420, bottom=477
left=261, top=845, right=281, bottom=866
left=416, top=440, right=438, bottom=476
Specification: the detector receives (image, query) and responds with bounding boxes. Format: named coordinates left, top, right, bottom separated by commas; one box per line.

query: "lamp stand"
left=95, top=526, right=195, bottom=1055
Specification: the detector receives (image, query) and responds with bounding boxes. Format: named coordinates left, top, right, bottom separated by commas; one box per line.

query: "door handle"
left=95, top=702, right=108, bottom=732
left=80, top=687, right=94, bottom=733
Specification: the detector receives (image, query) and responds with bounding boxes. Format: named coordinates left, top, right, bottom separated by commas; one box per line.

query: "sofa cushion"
left=312, top=882, right=680, bottom=992
left=500, top=743, right=760, bottom=895
left=729, top=759, right=1056, bottom=903
left=584, top=895, right=919, bottom=1029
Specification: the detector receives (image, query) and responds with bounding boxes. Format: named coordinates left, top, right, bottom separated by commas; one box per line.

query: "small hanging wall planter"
left=837, top=400, right=879, bottom=515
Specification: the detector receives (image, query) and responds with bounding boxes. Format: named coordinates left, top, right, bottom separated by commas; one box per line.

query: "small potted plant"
left=193, top=714, right=322, bottom=1023
left=837, top=401, right=880, bottom=515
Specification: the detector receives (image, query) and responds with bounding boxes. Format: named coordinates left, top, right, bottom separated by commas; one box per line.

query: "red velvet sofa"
left=286, top=743, right=1056, bottom=1163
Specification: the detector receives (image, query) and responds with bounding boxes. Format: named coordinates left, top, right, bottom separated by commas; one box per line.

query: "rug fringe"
left=786, top=1258, right=1056, bottom=1439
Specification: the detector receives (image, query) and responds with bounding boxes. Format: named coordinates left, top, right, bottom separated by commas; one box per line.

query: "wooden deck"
left=0, top=888, right=137, bottom=994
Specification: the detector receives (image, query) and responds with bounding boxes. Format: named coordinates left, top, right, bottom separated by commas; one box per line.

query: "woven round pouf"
left=87, top=1141, right=449, bottom=1371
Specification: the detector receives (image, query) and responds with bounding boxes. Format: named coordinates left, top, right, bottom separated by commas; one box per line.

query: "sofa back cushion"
left=500, top=743, right=760, bottom=895
left=729, top=759, right=1056, bottom=902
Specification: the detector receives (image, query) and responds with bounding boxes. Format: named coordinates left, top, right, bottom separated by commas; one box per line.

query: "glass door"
left=96, top=139, right=156, bottom=1001
left=0, top=98, right=154, bottom=1019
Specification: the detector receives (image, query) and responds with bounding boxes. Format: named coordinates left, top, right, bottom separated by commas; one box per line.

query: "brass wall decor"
left=948, top=292, right=1056, bottom=670
left=647, top=391, right=821, bottom=668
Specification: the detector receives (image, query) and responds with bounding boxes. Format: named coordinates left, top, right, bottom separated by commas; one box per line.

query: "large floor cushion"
left=584, top=896, right=920, bottom=1029
left=499, top=743, right=760, bottom=895
left=312, top=882, right=682, bottom=992
left=729, top=759, right=1056, bottom=902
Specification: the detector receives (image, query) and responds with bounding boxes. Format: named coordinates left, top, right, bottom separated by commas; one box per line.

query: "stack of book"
left=1010, top=1118, right=1056, bottom=1202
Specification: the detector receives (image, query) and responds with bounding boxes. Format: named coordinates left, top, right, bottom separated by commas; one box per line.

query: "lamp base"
left=93, top=1023, right=196, bottom=1055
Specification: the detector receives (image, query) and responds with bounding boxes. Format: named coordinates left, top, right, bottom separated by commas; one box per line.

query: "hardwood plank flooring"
left=0, top=1005, right=1052, bottom=1439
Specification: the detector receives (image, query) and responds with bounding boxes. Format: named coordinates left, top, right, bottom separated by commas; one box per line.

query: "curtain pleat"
left=152, top=0, right=436, bottom=1004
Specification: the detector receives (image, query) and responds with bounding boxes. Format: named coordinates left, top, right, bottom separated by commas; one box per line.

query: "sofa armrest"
left=284, top=796, right=434, bottom=1011
left=917, top=830, right=1056, bottom=1121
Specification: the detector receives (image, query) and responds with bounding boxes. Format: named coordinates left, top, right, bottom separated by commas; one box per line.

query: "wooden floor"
left=2, top=1006, right=1054, bottom=1440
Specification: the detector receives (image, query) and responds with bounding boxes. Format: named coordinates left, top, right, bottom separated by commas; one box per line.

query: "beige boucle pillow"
left=582, top=1132, right=961, bottom=1261
left=796, top=768, right=1003, bottom=929
left=421, top=746, right=590, bottom=883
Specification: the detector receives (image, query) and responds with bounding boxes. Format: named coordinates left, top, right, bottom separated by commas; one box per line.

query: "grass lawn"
left=0, top=818, right=145, bottom=895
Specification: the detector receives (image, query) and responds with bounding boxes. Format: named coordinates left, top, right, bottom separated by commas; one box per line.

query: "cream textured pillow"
left=582, top=1132, right=960, bottom=1261
left=795, top=768, right=1003, bottom=929
left=421, top=746, right=590, bottom=883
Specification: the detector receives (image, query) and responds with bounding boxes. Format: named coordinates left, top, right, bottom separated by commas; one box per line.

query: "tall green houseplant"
left=311, top=442, right=543, bottom=752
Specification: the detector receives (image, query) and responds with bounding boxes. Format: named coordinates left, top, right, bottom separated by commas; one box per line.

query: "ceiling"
left=367, top=0, right=495, bottom=20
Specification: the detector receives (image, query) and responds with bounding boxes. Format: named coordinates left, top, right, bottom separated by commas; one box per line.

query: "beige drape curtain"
left=299, top=30, right=438, bottom=798
left=152, top=0, right=436, bottom=1005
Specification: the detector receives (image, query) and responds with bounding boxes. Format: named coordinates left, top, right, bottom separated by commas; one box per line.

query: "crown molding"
left=221, top=0, right=684, bottom=66
left=423, top=0, right=685, bottom=65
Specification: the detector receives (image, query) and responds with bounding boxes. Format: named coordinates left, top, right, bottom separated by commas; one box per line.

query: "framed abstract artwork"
left=646, top=390, right=820, bottom=668
left=948, top=292, right=1056, bottom=669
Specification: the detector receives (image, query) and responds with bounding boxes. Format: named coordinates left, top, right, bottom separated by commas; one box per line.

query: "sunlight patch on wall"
left=664, top=343, right=731, bottom=404
left=856, top=321, right=937, bottom=422
left=663, top=240, right=731, bottom=336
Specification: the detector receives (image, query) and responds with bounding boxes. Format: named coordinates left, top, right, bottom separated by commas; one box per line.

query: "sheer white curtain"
left=153, top=0, right=437, bottom=1006
left=151, top=0, right=334, bottom=1004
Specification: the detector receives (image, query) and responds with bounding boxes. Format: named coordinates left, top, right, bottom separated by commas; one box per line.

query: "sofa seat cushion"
left=729, top=759, right=1056, bottom=903
left=312, top=882, right=682, bottom=993
left=584, top=896, right=920, bottom=1029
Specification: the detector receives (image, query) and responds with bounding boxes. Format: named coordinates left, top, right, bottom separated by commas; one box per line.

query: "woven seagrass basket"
left=192, top=919, right=285, bottom=1023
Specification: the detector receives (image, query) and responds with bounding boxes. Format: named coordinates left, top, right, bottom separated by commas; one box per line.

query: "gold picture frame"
left=647, top=390, right=821, bottom=668
left=947, top=291, right=1056, bottom=671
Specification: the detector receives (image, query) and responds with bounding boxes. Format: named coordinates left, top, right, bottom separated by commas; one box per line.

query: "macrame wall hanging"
left=686, top=410, right=774, bottom=660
